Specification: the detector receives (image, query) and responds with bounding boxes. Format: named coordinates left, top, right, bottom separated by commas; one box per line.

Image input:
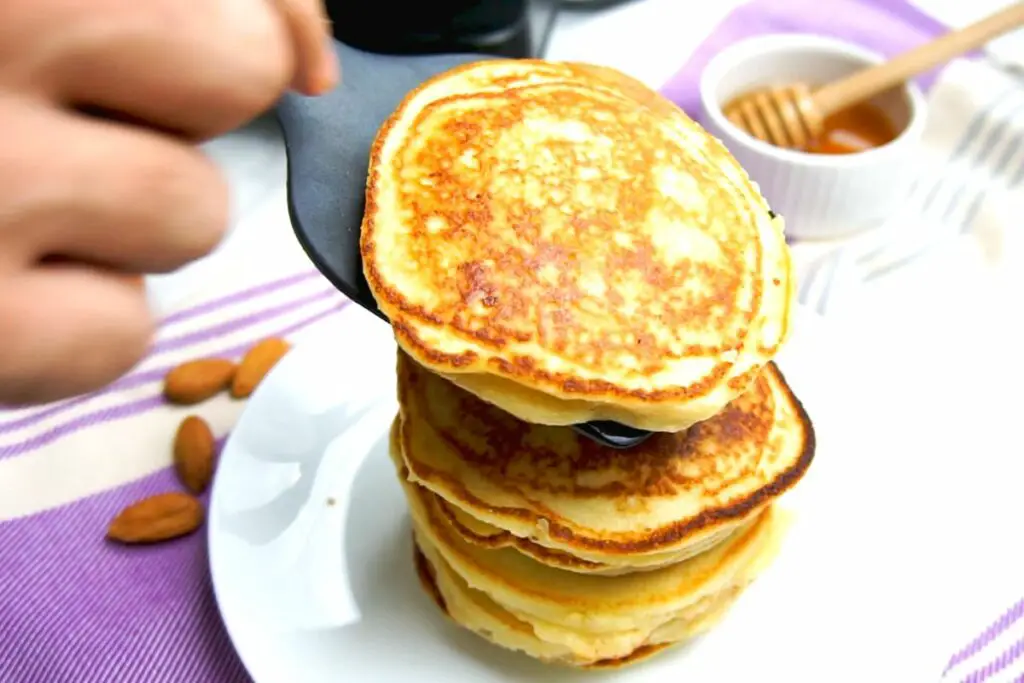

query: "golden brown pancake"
left=429, top=468, right=753, bottom=576
left=393, top=420, right=789, bottom=667
left=362, top=59, right=794, bottom=432
left=413, top=533, right=448, bottom=615
left=396, top=350, right=813, bottom=572
left=412, top=532, right=721, bottom=669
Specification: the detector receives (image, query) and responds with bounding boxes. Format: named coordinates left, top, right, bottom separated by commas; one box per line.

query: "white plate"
left=208, top=305, right=948, bottom=682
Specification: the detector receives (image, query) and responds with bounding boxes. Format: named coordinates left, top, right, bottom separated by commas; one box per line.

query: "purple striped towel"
left=0, top=196, right=349, bottom=682
left=0, top=1, right=1019, bottom=681
left=942, top=599, right=1024, bottom=683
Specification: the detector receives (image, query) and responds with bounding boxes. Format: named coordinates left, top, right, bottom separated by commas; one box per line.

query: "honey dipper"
left=723, top=3, right=1024, bottom=149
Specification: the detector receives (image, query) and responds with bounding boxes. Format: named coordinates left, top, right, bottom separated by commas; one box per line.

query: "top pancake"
left=362, top=59, right=794, bottom=432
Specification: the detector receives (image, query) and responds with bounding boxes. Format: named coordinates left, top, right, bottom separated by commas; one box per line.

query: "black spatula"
left=276, top=40, right=653, bottom=450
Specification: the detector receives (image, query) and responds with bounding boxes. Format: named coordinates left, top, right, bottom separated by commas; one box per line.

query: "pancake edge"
left=400, top=360, right=816, bottom=558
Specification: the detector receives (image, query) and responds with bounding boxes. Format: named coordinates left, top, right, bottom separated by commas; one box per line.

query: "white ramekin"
left=699, top=34, right=928, bottom=241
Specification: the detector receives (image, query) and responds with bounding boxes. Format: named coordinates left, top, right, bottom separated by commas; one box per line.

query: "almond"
left=164, top=358, right=236, bottom=405
left=174, top=415, right=216, bottom=494
left=107, top=492, right=204, bottom=544
left=231, top=338, right=291, bottom=399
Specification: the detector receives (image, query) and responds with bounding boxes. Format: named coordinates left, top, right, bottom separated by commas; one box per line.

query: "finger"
left=39, top=255, right=147, bottom=290
left=0, top=264, right=154, bottom=406
left=269, top=0, right=339, bottom=95
left=4, top=0, right=295, bottom=139
left=0, top=96, right=228, bottom=274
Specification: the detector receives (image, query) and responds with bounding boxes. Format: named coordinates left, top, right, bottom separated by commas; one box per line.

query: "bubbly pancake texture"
left=396, top=351, right=813, bottom=572
left=392, top=423, right=788, bottom=667
left=362, top=59, right=795, bottom=432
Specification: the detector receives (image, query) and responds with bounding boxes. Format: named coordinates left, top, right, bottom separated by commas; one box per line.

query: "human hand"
left=0, top=0, right=338, bottom=405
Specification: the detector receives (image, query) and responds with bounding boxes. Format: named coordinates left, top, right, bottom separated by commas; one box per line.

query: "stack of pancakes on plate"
left=361, top=59, right=814, bottom=669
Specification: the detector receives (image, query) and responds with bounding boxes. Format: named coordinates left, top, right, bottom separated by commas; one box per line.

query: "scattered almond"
left=164, top=358, right=236, bottom=405
left=107, top=492, right=204, bottom=544
left=231, top=337, right=291, bottom=399
left=174, top=415, right=216, bottom=494
left=108, top=339, right=294, bottom=546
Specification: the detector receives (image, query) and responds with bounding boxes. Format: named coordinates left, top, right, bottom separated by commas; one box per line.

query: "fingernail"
left=314, top=42, right=340, bottom=94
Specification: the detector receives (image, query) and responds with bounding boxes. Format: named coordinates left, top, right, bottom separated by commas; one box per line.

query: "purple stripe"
left=158, top=269, right=320, bottom=326
left=962, top=636, right=1024, bottom=683
left=150, top=287, right=337, bottom=355
left=946, top=599, right=1024, bottom=672
left=0, top=288, right=343, bottom=434
left=0, top=300, right=349, bottom=459
left=852, top=0, right=950, bottom=43
left=0, top=464, right=250, bottom=683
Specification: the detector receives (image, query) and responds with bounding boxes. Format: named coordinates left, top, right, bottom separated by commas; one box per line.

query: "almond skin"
left=231, top=338, right=291, bottom=399
left=164, top=358, right=236, bottom=405
left=107, top=492, right=204, bottom=544
left=174, top=415, right=216, bottom=494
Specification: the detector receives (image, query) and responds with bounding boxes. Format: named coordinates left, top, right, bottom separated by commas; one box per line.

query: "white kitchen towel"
left=794, top=55, right=1024, bottom=683
left=0, top=192, right=346, bottom=521
left=794, top=56, right=1024, bottom=318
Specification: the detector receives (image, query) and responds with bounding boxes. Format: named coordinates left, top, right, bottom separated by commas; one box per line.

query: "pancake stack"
left=361, top=59, right=813, bottom=669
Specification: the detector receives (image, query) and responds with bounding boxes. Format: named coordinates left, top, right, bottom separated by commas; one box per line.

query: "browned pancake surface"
left=362, top=60, right=791, bottom=414
left=398, top=351, right=815, bottom=557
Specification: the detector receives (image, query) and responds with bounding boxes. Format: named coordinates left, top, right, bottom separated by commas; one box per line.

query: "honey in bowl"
left=722, top=91, right=901, bottom=155
left=804, top=100, right=900, bottom=155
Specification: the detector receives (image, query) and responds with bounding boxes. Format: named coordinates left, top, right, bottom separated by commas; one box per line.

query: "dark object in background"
left=326, top=0, right=533, bottom=58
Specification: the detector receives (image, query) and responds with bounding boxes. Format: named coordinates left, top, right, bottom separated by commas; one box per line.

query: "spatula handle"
left=812, top=2, right=1024, bottom=116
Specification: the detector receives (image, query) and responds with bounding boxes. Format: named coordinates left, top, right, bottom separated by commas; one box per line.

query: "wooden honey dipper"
left=724, top=3, right=1024, bottom=149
